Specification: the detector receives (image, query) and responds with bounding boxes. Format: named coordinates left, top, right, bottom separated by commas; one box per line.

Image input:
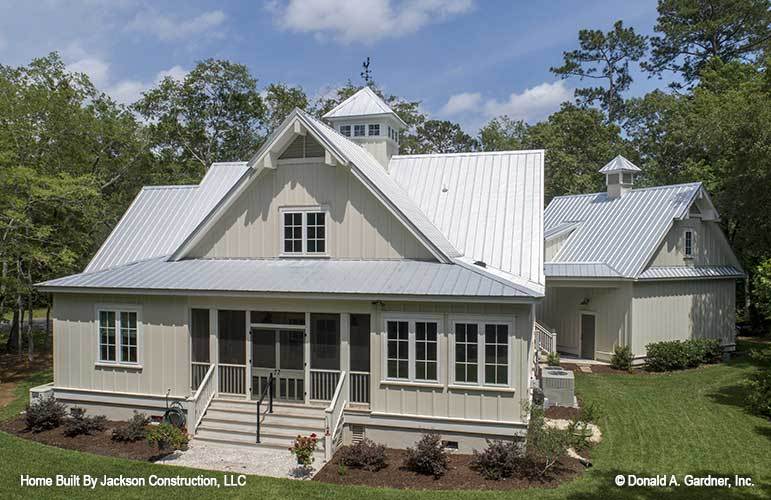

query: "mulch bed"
left=544, top=405, right=582, bottom=420
left=559, top=363, right=649, bottom=375
left=0, top=415, right=171, bottom=462
left=313, top=448, right=583, bottom=491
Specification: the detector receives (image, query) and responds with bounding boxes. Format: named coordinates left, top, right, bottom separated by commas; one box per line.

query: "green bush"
left=526, top=405, right=570, bottom=476
left=566, top=403, right=599, bottom=451
left=471, top=440, right=522, bottom=480
left=546, top=351, right=560, bottom=367
left=405, top=433, right=448, bottom=478
left=689, top=338, right=723, bottom=364
left=610, top=344, right=633, bottom=371
left=147, top=423, right=189, bottom=451
left=63, top=407, right=107, bottom=437
left=25, top=397, right=67, bottom=433
left=339, top=438, right=387, bottom=471
left=112, top=412, right=150, bottom=442
left=646, top=339, right=723, bottom=371
left=744, top=350, right=771, bottom=419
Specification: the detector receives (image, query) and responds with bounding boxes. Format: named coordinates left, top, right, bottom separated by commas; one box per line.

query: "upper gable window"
left=281, top=207, right=328, bottom=256
left=684, top=230, right=694, bottom=258
left=354, top=124, right=366, bottom=137
left=368, top=124, right=380, bottom=136
left=340, top=125, right=351, bottom=137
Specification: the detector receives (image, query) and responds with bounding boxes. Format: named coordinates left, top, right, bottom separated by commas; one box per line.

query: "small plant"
left=112, top=412, right=150, bottom=442
left=610, top=344, right=633, bottom=371
left=147, top=422, right=189, bottom=452
left=25, top=397, right=67, bottom=433
left=546, top=351, right=561, bottom=367
left=63, top=407, right=107, bottom=437
left=337, top=463, right=347, bottom=477
left=289, top=433, right=318, bottom=466
left=405, top=433, right=448, bottom=478
left=471, top=440, right=521, bottom=480
left=565, top=403, right=599, bottom=451
left=339, top=438, right=387, bottom=471
left=526, top=405, right=570, bottom=476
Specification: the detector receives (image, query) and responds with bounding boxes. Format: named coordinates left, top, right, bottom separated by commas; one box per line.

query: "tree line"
left=1, top=0, right=769, bottom=356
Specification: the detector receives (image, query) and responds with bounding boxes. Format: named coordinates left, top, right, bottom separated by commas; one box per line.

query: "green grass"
left=1, top=308, right=48, bottom=321
left=0, top=345, right=769, bottom=499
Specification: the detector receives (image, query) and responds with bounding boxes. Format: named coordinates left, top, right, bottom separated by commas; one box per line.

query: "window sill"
left=95, top=362, right=143, bottom=370
left=448, top=384, right=516, bottom=393
left=379, top=380, right=443, bottom=389
left=278, top=254, right=331, bottom=259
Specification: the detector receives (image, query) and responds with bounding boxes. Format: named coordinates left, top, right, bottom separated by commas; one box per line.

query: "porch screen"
left=218, top=310, right=246, bottom=365
left=310, top=313, right=340, bottom=370
left=191, top=309, right=210, bottom=363
left=350, top=314, right=370, bottom=372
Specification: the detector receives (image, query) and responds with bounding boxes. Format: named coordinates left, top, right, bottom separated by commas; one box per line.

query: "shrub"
left=405, top=433, right=448, bottom=478
left=546, top=351, right=560, bottom=367
left=610, top=344, right=633, bottom=371
left=289, top=433, right=318, bottom=466
left=471, top=440, right=521, bottom=480
left=526, top=405, right=569, bottom=476
left=63, top=407, right=107, bottom=437
left=147, top=423, right=189, bottom=452
left=25, top=397, right=67, bottom=433
left=112, top=412, right=150, bottom=442
left=646, top=339, right=723, bottom=371
left=339, top=438, right=387, bottom=471
left=565, top=403, right=599, bottom=451
left=744, top=350, right=771, bottom=419
left=689, top=338, right=723, bottom=364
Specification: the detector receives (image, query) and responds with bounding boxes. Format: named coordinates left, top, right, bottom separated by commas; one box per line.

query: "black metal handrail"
left=256, top=372, right=274, bottom=443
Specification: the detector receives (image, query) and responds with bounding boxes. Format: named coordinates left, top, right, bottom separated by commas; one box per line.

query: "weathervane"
left=360, top=57, right=372, bottom=85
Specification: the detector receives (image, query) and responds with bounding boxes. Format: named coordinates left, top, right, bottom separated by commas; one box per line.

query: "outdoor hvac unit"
left=540, top=367, right=577, bottom=409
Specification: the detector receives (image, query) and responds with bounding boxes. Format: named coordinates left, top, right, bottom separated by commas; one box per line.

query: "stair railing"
left=256, top=372, right=275, bottom=443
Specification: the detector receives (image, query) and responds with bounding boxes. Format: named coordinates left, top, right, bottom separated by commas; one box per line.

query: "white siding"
left=544, top=231, right=571, bottom=261
left=189, top=162, right=434, bottom=260
left=631, top=279, right=736, bottom=355
left=649, top=220, right=742, bottom=268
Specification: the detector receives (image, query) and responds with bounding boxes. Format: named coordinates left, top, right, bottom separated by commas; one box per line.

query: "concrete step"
left=204, top=408, right=325, bottom=427
left=198, top=421, right=324, bottom=441
left=202, top=414, right=323, bottom=434
left=195, top=427, right=326, bottom=451
left=194, top=434, right=327, bottom=463
left=210, top=400, right=326, bottom=418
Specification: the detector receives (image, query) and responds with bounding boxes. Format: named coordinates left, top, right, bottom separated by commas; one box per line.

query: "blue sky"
left=0, top=0, right=666, bottom=133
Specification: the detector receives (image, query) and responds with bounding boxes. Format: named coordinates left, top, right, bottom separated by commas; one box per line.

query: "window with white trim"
left=452, top=319, right=511, bottom=386
left=384, top=318, right=441, bottom=382
left=99, top=309, right=138, bottom=364
left=368, top=124, right=380, bottom=136
left=340, top=125, right=351, bottom=137
left=281, top=208, right=328, bottom=255
left=354, top=124, right=366, bottom=137
left=684, top=230, right=693, bottom=257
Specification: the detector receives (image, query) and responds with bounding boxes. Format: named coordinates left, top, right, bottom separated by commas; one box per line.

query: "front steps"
left=194, top=398, right=327, bottom=461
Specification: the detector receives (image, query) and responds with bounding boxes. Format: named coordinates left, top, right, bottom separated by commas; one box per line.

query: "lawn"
left=0, top=343, right=768, bottom=500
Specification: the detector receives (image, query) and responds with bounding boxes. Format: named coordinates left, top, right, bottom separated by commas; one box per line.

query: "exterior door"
left=250, top=328, right=305, bottom=401
left=580, top=314, right=596, bottom=359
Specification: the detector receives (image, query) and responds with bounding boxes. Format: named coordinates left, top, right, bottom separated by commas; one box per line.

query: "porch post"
left=341, top=313, right=350, bottom=374
left=209, top=308, right=218, bottom=395
left=304, top=312, right=311, bottom=405
left=245, top=312, right=252, bottom=399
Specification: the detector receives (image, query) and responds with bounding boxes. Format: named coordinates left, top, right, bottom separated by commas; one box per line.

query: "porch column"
left=245, top=313, right=252, bottom=399
left=304, top=312, right=311, bottom=405
left=209, top=308, right=218, bottom=394
left=341, top=313, right=350, bottom=374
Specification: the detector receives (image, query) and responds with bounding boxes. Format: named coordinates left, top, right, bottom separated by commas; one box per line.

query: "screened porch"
left=190, top=309, right=371, bottom=405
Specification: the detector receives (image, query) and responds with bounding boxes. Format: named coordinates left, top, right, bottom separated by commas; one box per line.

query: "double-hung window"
left=98, top=309, right=139, bottom=364
left=451, top=319, right=511, bottom=386
left=384, top=317, right=440, bottom=383
left=684, top=230, right=693, bottom=258
left=368, top=124, right=380, bottom=136
left=281, top=208, right=328, bottom=255
left=354, top=124, right=366, bottom=137
left=340, top=125, right=351, bottom=137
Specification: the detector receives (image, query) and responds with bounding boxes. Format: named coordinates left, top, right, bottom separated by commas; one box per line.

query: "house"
left=36, top=87, right=546, bottom=456
left=537, top=155, right=744, bottom=363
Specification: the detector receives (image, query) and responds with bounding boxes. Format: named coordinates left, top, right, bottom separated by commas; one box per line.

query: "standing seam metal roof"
left=322, top=87, right=406, bottom=127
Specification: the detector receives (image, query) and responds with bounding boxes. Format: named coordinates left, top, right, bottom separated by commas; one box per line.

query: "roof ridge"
left=392, top=149, right=544, bottom=160
left=141, top=185, right=199, bottom=190
left=551, top=181, right=702, bottom=200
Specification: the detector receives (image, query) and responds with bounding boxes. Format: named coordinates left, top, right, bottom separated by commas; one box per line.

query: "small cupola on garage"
left=599, top=155, right=641, bottom=199
left=323, top=86, right=407, bottom=168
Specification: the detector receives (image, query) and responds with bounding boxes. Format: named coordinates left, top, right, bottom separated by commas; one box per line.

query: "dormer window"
left=368, top=124, right=380, bottom=136
left=281, top=207, right=328, bottom=256
left=340, top=125, right=351, bottom=137
left=684, top=230, right=694, bottom=258
left=354, top=124, right=366, bottom=137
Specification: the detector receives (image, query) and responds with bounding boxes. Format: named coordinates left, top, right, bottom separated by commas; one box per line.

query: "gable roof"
left=598, top=155, right=642, bottom=174
left=322, top=87, right=408, bottom=127
left=389, top=151, right=545, bottom=288
left=544, top=183, right=704, bottom=278
left=84, top=162, right=248, bottom=273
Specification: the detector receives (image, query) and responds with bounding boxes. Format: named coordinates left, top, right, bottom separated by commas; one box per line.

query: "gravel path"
left=155, top=440, right=322, bottom=479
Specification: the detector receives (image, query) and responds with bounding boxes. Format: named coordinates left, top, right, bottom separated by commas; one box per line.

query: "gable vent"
left=280, top=134, right=325, bottom=160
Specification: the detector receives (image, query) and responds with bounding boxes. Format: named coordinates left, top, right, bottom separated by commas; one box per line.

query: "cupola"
left=599, top=155, right=641, bottom=199
left=323, top=87, right=407, bottom=168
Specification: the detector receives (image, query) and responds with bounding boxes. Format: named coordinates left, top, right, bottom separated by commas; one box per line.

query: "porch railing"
left=186, top=364, right=216, bottom=434
left=256, top=372, right=274, bottom=443
left=218, top=363, right=247, bottom=395
left=310, top=369, right=340, bottom=401
left=191, top=362, right=210, bottom=391
left=324, top=370, right=347, bottom=462
left=350, top=371, right=370, bottom=404
left=535, top=321, right=557, bottom=355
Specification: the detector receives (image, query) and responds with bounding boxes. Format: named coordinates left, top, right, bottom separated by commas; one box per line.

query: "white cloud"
left=270, top=0, right=474, bottom=43
left=440, top=81, right=573, bottom=127
left=156, top=65, right=188, bottom=83
left=66, top=57, right=110, bottom=87
left=128, top=9, right=226, bottom=41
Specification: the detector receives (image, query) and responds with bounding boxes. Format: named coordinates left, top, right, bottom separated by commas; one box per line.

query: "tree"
left=478, top=115, right=528, bottom=151
left=134, top=59, right=266, bottom=182
left=644, top=0, right=771, bottom=85
left=264, top=83, right=309, bottom=134
left=551, top=20, right=647, bottom=121
left=412, top=120, right=478, bottom=154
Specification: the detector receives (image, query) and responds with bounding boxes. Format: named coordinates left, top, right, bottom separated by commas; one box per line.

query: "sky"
left=0, top=0, right=667, bottom=133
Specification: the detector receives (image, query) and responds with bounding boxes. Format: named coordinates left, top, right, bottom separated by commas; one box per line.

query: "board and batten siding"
left=544, top=231, right=572, bottom=261
left=630, top=279, right=736, bottom=355
left=536, top=283, right=632, bottom=360
left=188, top=162, right=434, bottom=260
left=649, top=220, right=742, bottom=268
left=372, top=302, right=534, bottom=424
left=53, top=293, right=190, bottom=398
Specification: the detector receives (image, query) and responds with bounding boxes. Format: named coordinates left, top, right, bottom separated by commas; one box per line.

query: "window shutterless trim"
left=448, top=315, right=513, bottom=388
left=94, top=304, right=142, bottom=367
left=279, top=206, right=329, bottom=257
left=381, top=313, right=443, bottom=384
